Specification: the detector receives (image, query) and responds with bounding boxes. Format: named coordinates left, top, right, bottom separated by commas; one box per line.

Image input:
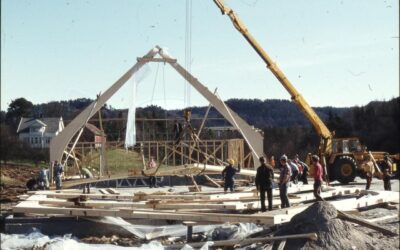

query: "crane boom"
left=213, top=0, right=333, bottom=155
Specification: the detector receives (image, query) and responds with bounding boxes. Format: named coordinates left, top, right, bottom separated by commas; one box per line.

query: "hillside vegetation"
left=1, top=97, right=399, bottom=162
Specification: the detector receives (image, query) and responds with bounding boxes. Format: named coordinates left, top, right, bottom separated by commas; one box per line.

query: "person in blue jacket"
left=222, top=159, right=241, bottom=192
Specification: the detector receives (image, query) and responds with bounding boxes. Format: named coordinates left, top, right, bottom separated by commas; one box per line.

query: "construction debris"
left=168, top=232, right=318, bottom=249
left=1, top=179, right=398, bottom=249
left=13, top=185, right=381, bottom=225
left=274, top=201, right=399, bottom=250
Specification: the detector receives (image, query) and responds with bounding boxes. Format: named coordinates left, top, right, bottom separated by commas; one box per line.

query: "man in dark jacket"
left=53, top=160, right=64, bottom=190
left=382, top=155, right=393, bottom=191
left=256, top=156, right=274, bottom=211
left=173, top=120, right=183, bottom=144
left=222, top=159, right=240, bottom=192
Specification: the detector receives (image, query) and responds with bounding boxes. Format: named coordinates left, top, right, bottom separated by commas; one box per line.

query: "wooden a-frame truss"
left=49, top=46, right=264, bottom=179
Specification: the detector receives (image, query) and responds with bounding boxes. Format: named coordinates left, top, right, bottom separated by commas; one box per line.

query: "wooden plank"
left=203, top=174, right=222, bottom=188
left=19, top=189, right=391, bottom=226
left=13, top=201, right=276, bottom=224
left=337, top=210, right=398, bottom=236
left=366, top=214, right=398, bottom=223
left=106, top=188, right=120, bottom=194
left=99, top=189, right=110, bottom=194
left=47, top=193, right=135, bottom=200
left=263, top=244, right=273, bottom=250
left=135, top=191, right=257, bottom=201
left=39, top=185, right=359, bottom=205
left=167, top=233, right=317, bottom=249
left=190, top=175, right=201, bottom=192
left=277, top=240, right=286, bottom=250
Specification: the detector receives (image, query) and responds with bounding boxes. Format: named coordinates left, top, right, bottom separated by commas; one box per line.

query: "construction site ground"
left=0, top=164, right=399, bottom=249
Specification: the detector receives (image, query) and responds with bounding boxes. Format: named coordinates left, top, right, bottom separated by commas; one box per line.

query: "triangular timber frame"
left=50, top=46, right=264, bottom=176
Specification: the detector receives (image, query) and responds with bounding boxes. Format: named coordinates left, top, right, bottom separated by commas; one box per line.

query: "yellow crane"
left=213, top=0, right=396, bottom=184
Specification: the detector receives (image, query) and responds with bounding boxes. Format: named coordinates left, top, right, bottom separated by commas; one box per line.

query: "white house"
left=17, top=117, right=64, bottom=149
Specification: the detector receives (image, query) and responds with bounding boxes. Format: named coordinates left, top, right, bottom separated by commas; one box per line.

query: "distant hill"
left=2, top=96, right=398, bottom=159
left=187, top=98, right=350, bottom=128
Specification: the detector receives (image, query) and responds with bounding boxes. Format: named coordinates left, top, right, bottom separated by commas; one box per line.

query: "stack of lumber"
left=13, top=184, right=398, bottom=226
left=62, top=164, right=255, bottom=189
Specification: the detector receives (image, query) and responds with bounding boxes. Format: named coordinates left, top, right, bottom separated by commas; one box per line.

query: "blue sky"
left=1, top=0, right=399, bottom=111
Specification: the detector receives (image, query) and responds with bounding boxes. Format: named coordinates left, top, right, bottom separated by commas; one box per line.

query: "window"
left=332, top=141, right=338, bottom=153
left=35, top=137, right=38, bottom=144
left=342, top=140, right=349, bottom=153
left=30, top=126, right=41, bottom=133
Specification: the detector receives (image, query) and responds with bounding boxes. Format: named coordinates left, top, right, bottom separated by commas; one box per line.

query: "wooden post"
left=277, top=240, right=286, bottom=250
left=220, top=141, right=224, bottom=162
left=204, top=174, right=222, bottom=188
left=173, top=144, right=176, bottom=166
left=164, top=142, right=168, bottom=166
left=156, top=142, right=159, bottom=163
left=181, top=145, right=184, bottom=165
left=212, top=141, right=215, bottom=164
left=167, top=233, right=317, bottom=249
left=190, top=175, right=201, bottom=192
left=148, top=141, right=151, bottom=161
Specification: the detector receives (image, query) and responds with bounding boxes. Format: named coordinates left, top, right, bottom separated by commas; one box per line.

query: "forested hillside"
left=1, top=97, right=399, bottom=162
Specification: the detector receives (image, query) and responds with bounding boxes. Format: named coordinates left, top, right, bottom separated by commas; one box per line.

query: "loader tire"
left=334, top=156, right=357, bottom=184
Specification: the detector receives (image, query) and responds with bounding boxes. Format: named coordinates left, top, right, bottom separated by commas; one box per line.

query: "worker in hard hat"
left=221, top=158, right=241, bottom=192
left=53, top=160, right=64, bottom=190
left=173, top=119, right=183, bottom=145
left=147, top=157, right=158, bottom=188
left=278, top=154, right=291, bottom=208
left=81, top=167, right=93, bottom=194
left=360, top=155, right=374, bottom=190
left=37, top=166, right=49, bottom=190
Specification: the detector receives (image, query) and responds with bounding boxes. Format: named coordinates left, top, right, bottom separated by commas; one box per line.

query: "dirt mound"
left=1, top=164, right=39, bottom=203
left=275, top=201, right=396, bottom=250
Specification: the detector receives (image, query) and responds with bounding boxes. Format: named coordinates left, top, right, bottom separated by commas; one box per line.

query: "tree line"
left=1, top=97, right=399, bottom=163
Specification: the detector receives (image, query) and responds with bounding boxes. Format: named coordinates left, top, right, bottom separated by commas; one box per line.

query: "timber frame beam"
left=50, top=46, right=264, bottom=179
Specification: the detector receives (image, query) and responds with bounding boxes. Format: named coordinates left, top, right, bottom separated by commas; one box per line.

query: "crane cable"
left=184, top=0, right=192, bottom=107
left=150, top=62, right=160, bottom=105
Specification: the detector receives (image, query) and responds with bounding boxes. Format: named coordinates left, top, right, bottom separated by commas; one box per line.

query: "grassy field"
left=82, top=148, right=144, bottom=175
left=1, top=160, right=47, bottom=168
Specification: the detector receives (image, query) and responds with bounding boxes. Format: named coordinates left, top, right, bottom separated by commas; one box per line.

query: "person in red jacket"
left=312, top=155, right=323, bottom=201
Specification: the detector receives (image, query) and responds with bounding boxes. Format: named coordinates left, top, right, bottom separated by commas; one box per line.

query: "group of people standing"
left=221, top=153, right=323, bottom=212
left=256, top=154, right=323, bottom=211
left=361, top=154, right=393, bottom=191
left=36, top=160, right=93, bottom=193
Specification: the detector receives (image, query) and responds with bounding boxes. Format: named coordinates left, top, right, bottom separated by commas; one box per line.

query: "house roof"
left=17, top=117, right=63, bottom=134
left=85, top=123, right=105, bottom=136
